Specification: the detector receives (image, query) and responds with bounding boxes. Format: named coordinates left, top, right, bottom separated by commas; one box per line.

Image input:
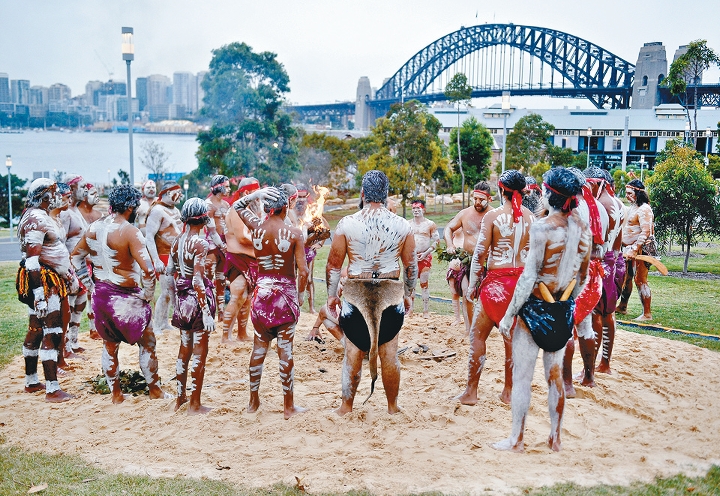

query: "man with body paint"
left=326, top=170, right=417, bottom=416
left=168, top=198, right=216, bottom=414
left=443, top=182, right=493, bottom=334
left=222, top=177, right=261, bottom=343
left=618, top=179, right=655, bottom=321
left=493, top=167, right=591, bottom=453
left=280, top=183, right=299, bottom=228
left=562, top=167, right=610, bottom=395
left=71, top=185, right=166, bottom=404
left=409, top=199, right=439, bottom=318
left=17, top=179, right=75, bottom=402
left=61, top=175, right=98, bottom=342
left=48, top=182, right=80, bottom=365
left=135, top=179, right=157, bottom=235
left=455, top=170, right=533, bottom=406
left=234, top=187, right=309, bottom=419
left=145, top=181, right=184, bottom=333
left=522, top=176, right=544, bottom=218
left=588, top=169, right=626, bottom=374
left=307, top=266, right=347, bottom=343
left=294, top=184, right=330, bottom=314
left=205, top=175, right=230, bottom=318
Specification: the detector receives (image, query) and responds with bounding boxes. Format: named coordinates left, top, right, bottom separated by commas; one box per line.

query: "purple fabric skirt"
left=172, top=275, right=217, bottom=332
left=251, top=274, right=300, bottom=338
left=597, top=250, right=626, bottom=316
left=93, top=280, right=151, bottom=344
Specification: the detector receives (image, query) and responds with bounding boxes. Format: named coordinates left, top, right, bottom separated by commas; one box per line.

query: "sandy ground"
left=1, top=311, right=719, bottom=495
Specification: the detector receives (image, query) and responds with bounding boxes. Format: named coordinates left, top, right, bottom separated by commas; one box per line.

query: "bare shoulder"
left=190, top=235, right=210, bottom=254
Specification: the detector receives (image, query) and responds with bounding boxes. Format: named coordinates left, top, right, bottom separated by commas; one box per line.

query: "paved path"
left=0, top=240, right=21, bottom=262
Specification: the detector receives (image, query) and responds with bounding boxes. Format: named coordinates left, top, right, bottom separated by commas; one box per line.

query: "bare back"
left=473, top=203, right=533, bottom=271
left=225, top=206, right=255, bottom=257
left=252, top=216, right=305, bottom=279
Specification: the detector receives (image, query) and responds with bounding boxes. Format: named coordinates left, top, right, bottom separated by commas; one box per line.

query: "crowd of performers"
left=15, top=165, right=656, bottom=449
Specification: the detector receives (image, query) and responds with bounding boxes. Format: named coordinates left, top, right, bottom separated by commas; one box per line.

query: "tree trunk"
left=693, top=83, right=699, bottom=148
left=684, top=221, right=691, bottom=274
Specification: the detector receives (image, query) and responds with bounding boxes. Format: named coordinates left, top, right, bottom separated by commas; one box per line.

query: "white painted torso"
left=19, top=208, right=71, bottom=276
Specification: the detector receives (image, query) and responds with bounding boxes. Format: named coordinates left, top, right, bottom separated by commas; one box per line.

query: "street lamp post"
left=5, top=155, right=12, bottom=241
left=705, top=127, right=712, bottom=166
left=500, top=92, right=510, bottom=205
left=183, top=179, right=189, bottom=198
left=122, top=27, right=135, bottom=186
left=586, top=127, right=592, bottom=169
left=639, top=155, right=645, bottom=182
left=685, top=122, right=691, bottom=145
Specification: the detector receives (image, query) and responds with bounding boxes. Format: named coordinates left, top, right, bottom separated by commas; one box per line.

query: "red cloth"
left=581, top=186, right=605, bottom=246
left=418, top=254, right=432, bottom=273
left=158, top=253, right=170, bottom=266
left=224, top=252, right=258, bottom=289
left=251, top=274, right=299, bottom=338
left=479, top=267, right=524, bottom=324
left=573, top=259, right=605, bottom=325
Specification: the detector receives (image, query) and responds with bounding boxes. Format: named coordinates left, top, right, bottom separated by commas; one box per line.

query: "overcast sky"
left=2, top=0, right=719, bottom=109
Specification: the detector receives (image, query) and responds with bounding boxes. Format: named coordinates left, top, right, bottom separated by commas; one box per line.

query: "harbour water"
left=0, top=130, right=200, bottom=185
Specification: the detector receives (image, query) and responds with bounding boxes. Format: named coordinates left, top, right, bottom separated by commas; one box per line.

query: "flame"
left=302, top=186, right=329, bottom=226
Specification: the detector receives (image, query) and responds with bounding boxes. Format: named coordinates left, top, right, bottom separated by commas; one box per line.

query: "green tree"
left=300, top=133, right=377, bottom=192
left=504, top=113, right=554, bottom=173
left=196, top=42, right=300, bottom=184
left=663, top=40, right=720, bottom=143
left=359, top=100, right=449, bottom=216
left=0, top=173, right=27, bottom=229
left=648, top=141, right=720, bottom=273
left=444, top=73, right=473, bottom=206
left=448, top=117, right=493, bottom=185
left=546, top=144, right=588, bottom=169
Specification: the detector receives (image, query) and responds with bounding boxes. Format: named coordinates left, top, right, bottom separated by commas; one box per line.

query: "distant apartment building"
left=196, top=71, right=208, bottom=110
left=11, top=80, right=30, bottom=104
left=29, top=86, right=47, bottom=105
left=48, top=83, right=71, bottom=102
left=146, top=74, right=171, bottom=121
left=0, top=73, right=10, bottom=103
left=136, top=77, right=148, bottom=111
left=173, top=71, right=197, bottom=116
left=85, top=80, right=104, bottom=106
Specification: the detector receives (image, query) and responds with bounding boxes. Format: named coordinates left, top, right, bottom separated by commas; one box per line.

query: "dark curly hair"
left=543, top=167, right=584, bottom=213
left=498, top=170, right=526, bottom=200
left=109, top=185, right=141, bottom=214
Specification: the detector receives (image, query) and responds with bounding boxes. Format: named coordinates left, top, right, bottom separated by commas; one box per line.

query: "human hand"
left=254, top=187, right=281, bottom=204
left=498, top=315, right=514, bottom=338
left=404, top=296, right=413, bottom=314
left=202, top=307, right=215, bottom=332
left=326, top=296, right=341, bottom=319
left=622, top=245, right=637, bottom=259
left=153, top=259, right=165, bottom=276
left=34, top=298, right=48, bottom=318
left=298, top=290, right=305, bottom=307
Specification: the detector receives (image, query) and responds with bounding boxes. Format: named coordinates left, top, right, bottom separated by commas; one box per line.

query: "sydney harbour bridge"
left=289, top=24, right=720, bottom=127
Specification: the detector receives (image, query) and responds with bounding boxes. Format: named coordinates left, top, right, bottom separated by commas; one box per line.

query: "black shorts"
left=339, top=301, right=404, bottom=353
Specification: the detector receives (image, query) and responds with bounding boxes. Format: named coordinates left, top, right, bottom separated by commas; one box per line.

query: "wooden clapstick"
left=538, top=282, right=555, bottom=303
left=560, top=279, right=576, bottom=301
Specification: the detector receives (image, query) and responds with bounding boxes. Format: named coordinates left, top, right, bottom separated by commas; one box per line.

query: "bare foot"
left=634, top=314, right=652, bottom=322
left=284, top=405, right=307, bottom=419
left=334, top=405, right=352, bottom=416
left=452, top=318, right=462, bottom=326
left=248, top=397, right=261, bottom=413
left=64, top=350, right=82, bottom=360
left=580, top=374, right=596, bottom=388
left=46, top=390, right=74, bottom=403
left=89, top=329, right=102, bottom=340
left=111, top=391, right=125, bottom=404
left=491, top=437, right=524, bottom=452
left=499, top=389, right=512, bottom=405
left=423, top=312, right=430, bottom=319
left=235, top=333, right=253, bottom=342
left=595, top=363, right=613, bottom=375
left=24, top=383, right=45, bottom=393
left=548, top=436, right=562, bottom=452
left=452, top=390, right=478, bottom=406
left=387, top=404, right=402, bottom=415
left=175, top=396, right=188, bottom=411
left=188, top=404, right=213, bottom=416
left=616, top=307, right=627, bottom=315
left=564, top=382, right=576, bottom=399
left=56, top=367, right=68, bottom=377
left=72, top=346, right=86, bottom=353
left=148, top=386, right=173, bottom=400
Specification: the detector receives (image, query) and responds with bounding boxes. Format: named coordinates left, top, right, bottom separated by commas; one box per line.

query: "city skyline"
left=2, top=0, right=720, bottom=110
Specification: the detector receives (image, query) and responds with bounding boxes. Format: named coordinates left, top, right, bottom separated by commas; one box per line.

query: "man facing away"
left=326, top=170, right=417, bottom=415
left=145, top=181, right=184, bottom=333
left=409, top=199, right=439, bottom=319
left=443, top=182, right=493, bottom=334
left=71, top=185, right=166, bottom=404
left=234, top=187, right=309, bottom=419
left=455, top=170, right=533, bottom=406
left=168, top=198, right=216, bottom=415
left=17, top=179, right=75, bottom=402
left=618, top=178, right=655, bottom=321
left=493, top=167, right=591, bottom=453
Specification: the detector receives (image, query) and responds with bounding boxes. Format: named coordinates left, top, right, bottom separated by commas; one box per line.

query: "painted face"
left=219, top=181, right=230, bottom=195
left=411, top=204, right=424, bottom=217
left=73, top=183, right=86, bottom=202
left=625, top=187, right=636, bottom=204
left=86, top=186, right=99, bottom=205
left=165, top=188, right=183, bottom=205
left=143, top=181, right=157, bottom=198
left=295, top=193, right=309, bottom=215
left=51, top=191, right=71, bottom=210
left=473, top=192, right=489, bottom=212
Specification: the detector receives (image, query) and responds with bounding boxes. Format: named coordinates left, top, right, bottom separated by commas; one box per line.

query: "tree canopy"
left=195, top=42, right=300, bottom=185
left=300, top=133, right=377, bottom=192
left=359, top=100, right=449, bottom=215
left=0, top=173, right=27, bottom=228
left=648, top=140, right=720, bottom=273
left=448, top=117, right=493, bottom=184
left=503, top=113, right=554, bottom=173
left=663, top=40, right=720, bottom=141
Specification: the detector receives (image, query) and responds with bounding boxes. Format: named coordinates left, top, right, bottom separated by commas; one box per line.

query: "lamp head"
left=122, top=27, right=134, bottom=61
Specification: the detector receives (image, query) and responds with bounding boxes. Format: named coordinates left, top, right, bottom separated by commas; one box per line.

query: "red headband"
left=473, top=189, right=492, bottom=199
left=66, top=176, right=83, bottom=187
left=238, top=181, right=260, bottom=194
left=626, top=184, right=645, bottom=192
left=581, top=185, right=605, bottom=245
left=411, top=202, right=425, bottom=209
left=498, top=181, right=523, bottom=223
left=525, top=184, right=541, bottom=192
left=543, top=182, right=577, bottom=214
left=159, top=184, right=181, bottom=197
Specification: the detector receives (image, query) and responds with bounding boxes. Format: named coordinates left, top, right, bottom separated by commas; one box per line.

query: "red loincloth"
left=446, top=260, right=469, bottom=296
left=479, top=267, right=524, bottom=324
left=573, top=259, right=605, bottom=325
left=223, top=252, right=258, bottom=289
left=251, top=274, right=300, bottom=339
left=418, top=254, right=432, bottom=273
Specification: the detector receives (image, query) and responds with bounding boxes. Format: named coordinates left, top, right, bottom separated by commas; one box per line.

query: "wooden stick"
left=560, top=279, right=576, bottom=301
left=538, top=282, right=555, bottom=303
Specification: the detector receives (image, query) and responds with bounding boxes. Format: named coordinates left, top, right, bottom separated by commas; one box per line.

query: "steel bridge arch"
left=374, top=24, right=636, bottom=109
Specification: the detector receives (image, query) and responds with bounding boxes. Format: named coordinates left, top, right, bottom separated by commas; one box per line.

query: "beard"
left=522, top=193, right=542, bottom=217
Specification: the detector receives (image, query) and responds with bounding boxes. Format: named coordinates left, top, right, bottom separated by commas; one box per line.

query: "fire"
left=302, top=186, right=330, bottom=226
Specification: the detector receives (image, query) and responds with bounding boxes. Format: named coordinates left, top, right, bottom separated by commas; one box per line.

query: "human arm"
left=23, top=225, right=49, bottom=317
left=70, top=233, right=94, bottom=293
left=498, top=223, right=546, bottom=337
left=294, top=229, right=310, bottom=306
left=468, top=215, right=493, bottom=300
left=144, top=208, right=164, bottom=275
left=443, top=213, right=462, bottom=251
left=205, top=206, right=227, bottom=251
left=232, top=187, right=281, bottom=231
left=191, top=239, right=215, bottom=332
left=128, top=227, right=155, bottom=281
left=325, top=231, right=347, bottom=318
left=400, top=233, right=418, bottom=313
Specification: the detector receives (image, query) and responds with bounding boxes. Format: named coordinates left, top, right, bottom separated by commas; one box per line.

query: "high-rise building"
left=147, top=74, right=171, bottom=107
left=85, top=80, right=103, bottom=106
left=0, top=73, right=10, bottom=103
left=29, top=86, right=48, bottom=105
left=11, top=80, right=30, bottom=104
left=136, top=77, right=148, bottom=111
left=48, top=83, right=71, bottom=102
left=173, top=71, right=197, bottom=115
left=196, top=71, right=208, bottom=110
